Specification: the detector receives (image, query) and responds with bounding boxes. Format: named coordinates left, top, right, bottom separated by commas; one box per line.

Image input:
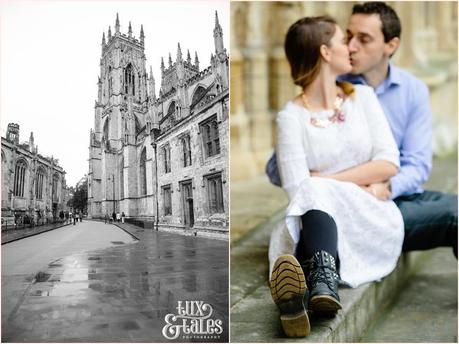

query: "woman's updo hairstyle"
left=285, top=16, right=337, bottom=90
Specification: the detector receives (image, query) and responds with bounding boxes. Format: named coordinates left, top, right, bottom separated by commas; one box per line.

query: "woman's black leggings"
left=295, top=209, right=338, bottom=263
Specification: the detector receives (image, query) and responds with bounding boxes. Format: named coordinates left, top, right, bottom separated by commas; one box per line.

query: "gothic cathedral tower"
left=88, top=14, right=151, bottom=218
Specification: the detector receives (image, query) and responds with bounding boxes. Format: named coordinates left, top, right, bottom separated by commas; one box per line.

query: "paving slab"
left=361, top=247, right=457, bottom=342
left=3, top=221, right=228, bottom=342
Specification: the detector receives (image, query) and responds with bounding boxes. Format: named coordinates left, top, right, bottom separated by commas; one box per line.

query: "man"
left=266, top=2, right=457, bottom=257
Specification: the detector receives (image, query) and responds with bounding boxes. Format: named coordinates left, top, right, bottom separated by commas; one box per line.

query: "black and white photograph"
left=1, top=1, right=229, bottom=342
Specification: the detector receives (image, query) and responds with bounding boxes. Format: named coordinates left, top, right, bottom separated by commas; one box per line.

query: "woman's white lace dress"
left=269, top=84, right=404, bottom=288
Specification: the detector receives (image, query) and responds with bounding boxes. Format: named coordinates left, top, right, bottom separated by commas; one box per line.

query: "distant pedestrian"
left=112, top=211, right=116, bottom=223
left=116, top=212, right=121, bottom=223
left=65, top=212, right=69, bottom=224
left=104, top=213, right=108, bottom=224
left=79, top=212, right=83, bottom=222
left=121, top=212, right=125, bottom=224
left=73, top=213, right=77, bottom=225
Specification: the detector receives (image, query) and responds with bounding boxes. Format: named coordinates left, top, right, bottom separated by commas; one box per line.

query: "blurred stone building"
left=88, top=13, right=229, bottom=236
left=230, top=1, right=458, bottom=180
left=1, top=123, right=68, bottom=226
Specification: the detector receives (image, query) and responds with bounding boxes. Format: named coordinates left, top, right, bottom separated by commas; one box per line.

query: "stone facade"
left=88, top=13, right=229, bottom=236
left=1, top=123, right=68, bottom=225
left=230, top=1, right=458, bottom=180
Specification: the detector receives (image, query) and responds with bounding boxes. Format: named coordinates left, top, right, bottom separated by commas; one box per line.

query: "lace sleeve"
left=276, top=108, right=310, bottom=200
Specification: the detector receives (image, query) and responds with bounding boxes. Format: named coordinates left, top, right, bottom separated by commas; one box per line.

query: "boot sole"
left=270, top=254, right=310, bottom=337
left=309, top=294, right=342, bottom=315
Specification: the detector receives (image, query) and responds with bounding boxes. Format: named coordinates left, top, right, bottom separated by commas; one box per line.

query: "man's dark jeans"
left=394, top=190, right=458, bottom=257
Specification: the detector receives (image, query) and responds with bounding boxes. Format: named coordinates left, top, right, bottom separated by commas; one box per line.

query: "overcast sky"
left=0, top=0, right=229, bottom=187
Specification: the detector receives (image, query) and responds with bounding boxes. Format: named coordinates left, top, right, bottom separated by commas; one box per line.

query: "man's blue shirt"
left=266, top=64, right=432, bottom=199
left=339, top=64, right=432, bottom=199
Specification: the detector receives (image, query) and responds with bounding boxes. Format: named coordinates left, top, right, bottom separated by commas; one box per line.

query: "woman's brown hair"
left=284, top=16, right=337, bottom=90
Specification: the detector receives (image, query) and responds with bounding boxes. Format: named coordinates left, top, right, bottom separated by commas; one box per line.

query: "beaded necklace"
left=301, top=92, right=346, bottom=128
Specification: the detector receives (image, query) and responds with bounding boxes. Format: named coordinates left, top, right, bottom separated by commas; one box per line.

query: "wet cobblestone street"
left=2, top=221, right=229, bottom=342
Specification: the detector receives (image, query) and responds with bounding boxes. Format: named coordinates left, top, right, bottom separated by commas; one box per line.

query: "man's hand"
left=310, top=171, right=323, bottom=177
left=361, top=181, right=391, bottom=201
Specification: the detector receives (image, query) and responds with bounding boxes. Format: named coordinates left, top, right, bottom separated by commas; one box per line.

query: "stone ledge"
left=230, top=211, right=430, bottom=342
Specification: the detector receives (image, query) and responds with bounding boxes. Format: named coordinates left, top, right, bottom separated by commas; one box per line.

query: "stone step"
left=230, top=211, right=430, bottom=342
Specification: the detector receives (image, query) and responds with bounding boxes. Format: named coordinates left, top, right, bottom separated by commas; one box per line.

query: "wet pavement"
left=2, top=221, right=229, bottom=342
left=2, top=221, right=72, bottom=244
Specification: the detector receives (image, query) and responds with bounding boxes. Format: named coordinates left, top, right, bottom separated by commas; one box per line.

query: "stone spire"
left=213, top=10, right=224, bottom=55
left=194, top=51, right=199, bottom=70
left=214, top=10, right=222, bottom=35
left=102, top=32, right=106, bottom=46
left=115, top=13, right=120, bottom=33
left=108, top=26, right=112, bottom=40
left=140, top=24, right=144, bottom=45
left=161, top=57, right=165, bottom=74
left=168, top=52, right=172, bottom=66
left=187, top=49, right=191, bottom=64
left=128, top=21, right=132, bottom=38
left=177, top=43, right=182, bottom=63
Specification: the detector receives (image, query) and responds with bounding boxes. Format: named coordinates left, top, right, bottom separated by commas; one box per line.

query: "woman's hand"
left=361, top=182, right=391, bottom=201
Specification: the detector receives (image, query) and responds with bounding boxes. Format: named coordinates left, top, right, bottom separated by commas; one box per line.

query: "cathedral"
left=88, top=12, right=229, bottom=237
left=1, top=123, right=68, bottom=226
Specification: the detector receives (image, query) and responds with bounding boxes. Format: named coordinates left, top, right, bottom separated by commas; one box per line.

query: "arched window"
left=191, top=85, right=207, bottom=108
left=135, top=115, right=141, bottom=135
left=108, top=66, right=113, bottom=96
left=103, top=118, right=109, bottom=141
left=182, top=135, right=192, bottom=167
left=124, top=63, right=135, bottom=96
left=139, top=149, right=147, bottom=195
left=120, top=157, right=124, bottom=199
left=166, top=101, right=176, bottom=118
left=13, top=160, right=27, bottom=197
left=35, top=167, right=45, bottom=200
left=162, top=145, right=171, bottom=173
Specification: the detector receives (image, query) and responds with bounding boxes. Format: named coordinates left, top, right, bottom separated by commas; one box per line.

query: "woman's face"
left=326, top=25, right=352, bottom=75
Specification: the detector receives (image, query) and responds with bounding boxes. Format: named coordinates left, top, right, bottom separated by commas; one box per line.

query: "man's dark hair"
left=352, top=2, right=401, bottom=42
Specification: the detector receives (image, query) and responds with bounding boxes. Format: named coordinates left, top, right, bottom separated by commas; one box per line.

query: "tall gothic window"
left=108, top=66, right=113, bottom=96
left=35, top=167, right=45, bottom=200
left=120, top=157, right=124, bottom=199
left=162, top=185, right=172, bottom=216
left=181, top=135, right=192, bottom=167
left=206, top=173, right=224, bottom=214
left=124, top=63, right=135, bottom=96
left=103, top=118, right=109, bottom=141
left=162, top=144, right=171, bottom=173
left=167, top=101, right=176, bottom=118
left=140, top=149, right=147, bottom=195
left=13, top=160, right=27, bottom=197
left=200, top=115, right=220, bottom=158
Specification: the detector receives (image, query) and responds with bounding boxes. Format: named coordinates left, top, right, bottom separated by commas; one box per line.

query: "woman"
left=269, top=16, right=404, bottom=337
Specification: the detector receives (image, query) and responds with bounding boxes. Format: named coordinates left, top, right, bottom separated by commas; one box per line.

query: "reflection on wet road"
left=2, top=222, right=228, bottom=342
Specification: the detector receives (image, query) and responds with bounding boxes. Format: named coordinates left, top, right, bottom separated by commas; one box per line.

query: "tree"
left=69, top=175, right=88, bottom=214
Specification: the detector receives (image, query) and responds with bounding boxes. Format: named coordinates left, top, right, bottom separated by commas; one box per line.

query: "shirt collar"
left=340, top=63, right=402, bottom=90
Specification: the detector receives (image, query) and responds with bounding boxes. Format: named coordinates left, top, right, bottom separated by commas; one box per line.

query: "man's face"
left=346, top=13, right=388, bottom=75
